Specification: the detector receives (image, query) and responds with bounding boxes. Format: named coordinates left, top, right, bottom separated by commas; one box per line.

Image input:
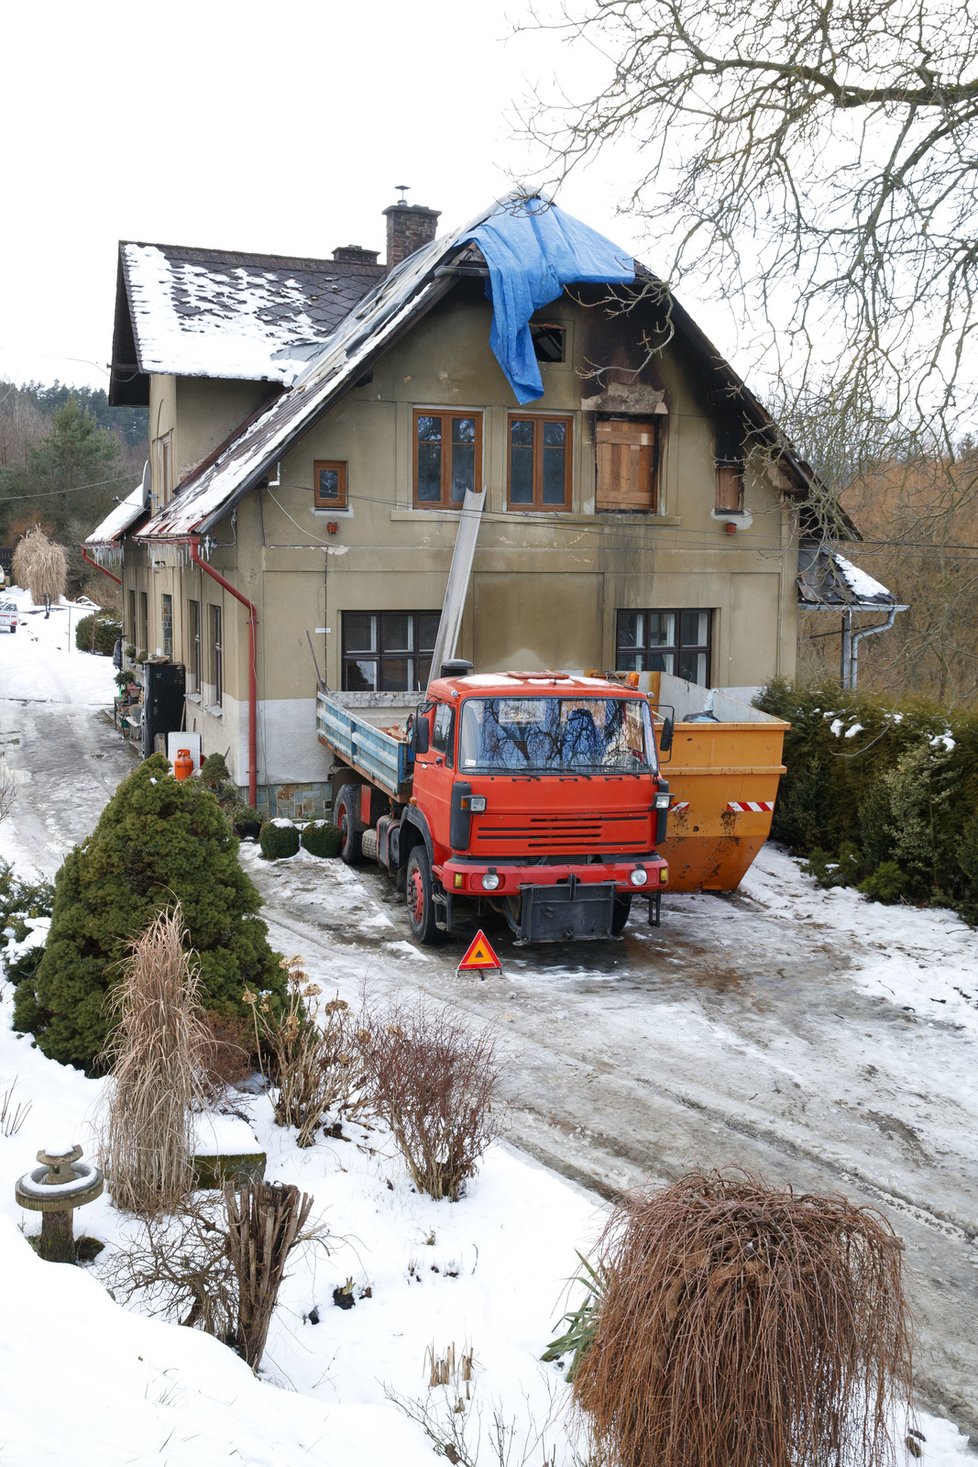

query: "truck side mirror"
left=659, top=716, right=674, bottom=753
left=412, top=717, right=430, bottom=756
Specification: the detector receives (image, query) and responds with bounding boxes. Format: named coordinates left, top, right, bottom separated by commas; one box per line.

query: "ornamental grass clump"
left=99, top=905, right=209, bottom=1215
left=11, top=526, right=67, bottom=614
left=571, top=1171, right=914, bottom=1467
left=362, top=1000, right=500, bottom=1200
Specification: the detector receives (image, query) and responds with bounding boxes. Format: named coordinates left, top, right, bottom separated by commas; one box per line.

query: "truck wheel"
left=406, top=846, right=443, bottom=945
left=611, top=893, right=632, bottom=935
left=334, top=784, right=364, bottom=864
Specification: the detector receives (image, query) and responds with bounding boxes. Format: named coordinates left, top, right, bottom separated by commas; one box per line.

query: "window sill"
left=312, top=506, right=353, bottom=516
left=186, top=692, right=201, bottom=704
left=595, top=510, right=681, bottom=524
left=712, top=509, right=753, bottom=529
left=204, top=704, right=223, bottom=719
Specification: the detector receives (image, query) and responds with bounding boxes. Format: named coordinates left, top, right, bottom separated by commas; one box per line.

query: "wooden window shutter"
left=595, top=418, right=658, bottom=511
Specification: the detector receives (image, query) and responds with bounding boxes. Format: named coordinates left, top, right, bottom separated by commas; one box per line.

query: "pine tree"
left=14, top=755, right=286, bottom=1072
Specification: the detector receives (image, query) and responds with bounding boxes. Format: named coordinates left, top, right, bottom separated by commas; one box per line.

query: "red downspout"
left=189, top=536, right=258, bottom=807
left=81, top=547, right=122, bottom=585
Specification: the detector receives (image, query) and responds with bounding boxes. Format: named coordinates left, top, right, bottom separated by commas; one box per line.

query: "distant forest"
left=0, top=380, right=147, bottom=593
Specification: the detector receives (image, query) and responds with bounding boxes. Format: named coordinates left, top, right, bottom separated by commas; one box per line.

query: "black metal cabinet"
left=141, top=663, right=186, bottom=758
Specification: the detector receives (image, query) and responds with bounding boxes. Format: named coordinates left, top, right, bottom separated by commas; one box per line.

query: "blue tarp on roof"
left=461, top=196, right=635, bottom=404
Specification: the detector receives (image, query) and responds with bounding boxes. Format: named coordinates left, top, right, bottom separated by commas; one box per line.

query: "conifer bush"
left=756, top=678, right=978, bottom=922
left=259, top=821, right=300, bottom=860
left=299, top=820, right=342, bottom=858
left=13, top=754, right=285, bottom=1072
left=74, top=613, right=123, bottom=655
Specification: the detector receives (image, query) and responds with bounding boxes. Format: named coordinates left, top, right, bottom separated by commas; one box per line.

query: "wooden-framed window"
left=314, top=459, right=348, bottom=510
left=127, top=589, right=136, bottom=647
left=187, top=598, right=201, bottom=694
left=508, top=414, right=572, bottom=511
left=595, top=416, right=659, bottom=512
left=209, top=604, right=223, bottom=708
left=413, top=410, right=482, bottom=508
left=616, top=609, right=713, bottom=686
left=715, top=421, right=745, bottom=512
left=139, top=591, right=148, bottom=656
left=342, top=610, right=440, bottom=692
left=161, top=593, right=173, bottom=660
left=156, top=432, right=173, bottom=503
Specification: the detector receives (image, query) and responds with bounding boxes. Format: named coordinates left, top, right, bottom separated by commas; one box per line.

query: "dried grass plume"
left=11, top=526, right=67, bottom=610
left=573, top=1171, right=914, bottom=1467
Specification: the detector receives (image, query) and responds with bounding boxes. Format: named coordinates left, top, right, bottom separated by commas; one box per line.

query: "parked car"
left=0, top=600, right=18, bottom=633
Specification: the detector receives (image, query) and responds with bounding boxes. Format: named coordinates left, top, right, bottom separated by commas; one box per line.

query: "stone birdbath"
left=15, top=1143, right=103, bottom=1264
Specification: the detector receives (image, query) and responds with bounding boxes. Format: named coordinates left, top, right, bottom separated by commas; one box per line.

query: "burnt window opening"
left=530, top=323, right=565, bottom=363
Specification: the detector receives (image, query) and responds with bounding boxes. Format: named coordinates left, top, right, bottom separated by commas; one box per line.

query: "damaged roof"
left=109, top=242, right=384, bottom=406
left=86, top=478, right=149, bottom=548
left=797, top=543, right=901, bottom=609
left=132, top=192, right=826, bottom=542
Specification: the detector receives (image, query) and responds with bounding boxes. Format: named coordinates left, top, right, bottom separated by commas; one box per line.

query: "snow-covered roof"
left=85, top=479, right=148, bottom=547
left=141, top=192, right=631, bottom=539
left=111, top=242, right=384, bottom=397
left=797, top=543, right=902, bottom=609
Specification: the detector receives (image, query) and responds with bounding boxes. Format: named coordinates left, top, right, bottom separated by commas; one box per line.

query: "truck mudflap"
left=512, top=877, right=617, bottom=943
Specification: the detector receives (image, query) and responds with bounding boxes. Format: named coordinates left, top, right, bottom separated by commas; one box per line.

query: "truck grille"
left=473, top=811, right=650, bottom=852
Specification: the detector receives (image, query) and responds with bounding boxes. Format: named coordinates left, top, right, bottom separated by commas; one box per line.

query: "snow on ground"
left=0, top=591, right=974, bottom=1465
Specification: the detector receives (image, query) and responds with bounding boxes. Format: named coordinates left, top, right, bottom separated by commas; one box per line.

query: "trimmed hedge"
left=259, top=821, right=301, bottom=860
left=756, top=678, right=978, bottom=924
left=300, top=821, right=342, bottom=858
left=74, top=613, right=123, bottom=655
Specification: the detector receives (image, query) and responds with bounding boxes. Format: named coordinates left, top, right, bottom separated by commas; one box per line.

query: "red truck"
left=316, top=662, right=671, bottom=945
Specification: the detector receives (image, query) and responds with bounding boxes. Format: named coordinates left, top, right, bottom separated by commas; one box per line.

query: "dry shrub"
left=225, top=1181, right=316, bottom=1368
left=362, top=1000, right=500, bottom=1200
left=246, top=956, right=369, bottom=1146
left=573, top=1171, right=914, bottom=1467
left=11, top=526, right=67, bottom=610
left=99, top=905, right=209, bottom=1214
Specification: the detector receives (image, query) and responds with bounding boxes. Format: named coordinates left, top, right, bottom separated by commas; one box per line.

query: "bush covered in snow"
left=756, top=679, right=978, bottom=921
left=13, top=754, right=286, bottom=1072
left=299, top=821, right=342, bottom=858
left=259, top=820, right=300, bottom=861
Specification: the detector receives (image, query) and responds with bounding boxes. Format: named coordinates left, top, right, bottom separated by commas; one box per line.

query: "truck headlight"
left=463, top=795, right=487, bottom=812
left=629, top=867, right=649, bottom=887
left=655, top=793, right=671, bottom=809
left=481, top=869, right=501, bottom=891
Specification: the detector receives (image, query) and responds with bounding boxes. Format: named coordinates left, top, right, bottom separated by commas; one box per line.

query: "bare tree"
left=523, top=0, right=978, bottom=451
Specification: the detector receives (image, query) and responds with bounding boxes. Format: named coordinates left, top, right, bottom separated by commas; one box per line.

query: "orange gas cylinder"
left=173, top=748, right=194, bottom=781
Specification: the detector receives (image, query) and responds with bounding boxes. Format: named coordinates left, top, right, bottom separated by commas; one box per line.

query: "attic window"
left=530, top=323, right=565, bottom=363
left=314, top=460, right=348, bottom=510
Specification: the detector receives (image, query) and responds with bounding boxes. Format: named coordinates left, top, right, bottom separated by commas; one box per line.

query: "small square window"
left=314, top=460, right=348, bottom=509
left=530, top=322, right=565, bottom=363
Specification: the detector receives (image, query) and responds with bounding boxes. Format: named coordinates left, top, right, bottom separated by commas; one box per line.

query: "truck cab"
left=404, top=670, right=670, bottom=943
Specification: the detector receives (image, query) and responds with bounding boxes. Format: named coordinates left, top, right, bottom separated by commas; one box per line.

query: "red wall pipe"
left=81, top=547, right=122, bottom=585
left=189, top=537, right=259, bottom=807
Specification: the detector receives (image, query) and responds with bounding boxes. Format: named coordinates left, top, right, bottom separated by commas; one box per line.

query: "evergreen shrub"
left=13, top=754, right=285, bottom=1072
left=755, top=678, right=978, bottom=922
left=259, top=821, right=300, bottom=860
left=300, top=821, right=342, bottom=858
left=74, top=613, right=123, bottom=655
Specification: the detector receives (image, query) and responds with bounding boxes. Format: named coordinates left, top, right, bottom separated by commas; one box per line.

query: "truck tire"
left=334, top=784, right=364, bottom=865
left=611, top=893, right=632, bottom=935
left=406, top=846, right=443, bottom=945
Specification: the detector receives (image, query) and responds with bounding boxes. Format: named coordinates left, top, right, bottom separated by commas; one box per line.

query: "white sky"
left=1, top=0, right=722, bottom=394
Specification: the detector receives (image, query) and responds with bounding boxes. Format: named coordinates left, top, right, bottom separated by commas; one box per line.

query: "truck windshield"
left=458, top=696, right=656, bottom=773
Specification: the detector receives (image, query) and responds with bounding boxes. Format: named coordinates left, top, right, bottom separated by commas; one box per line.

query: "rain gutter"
left=189, top=536, right=258, bottom=806
left=81, top=548, right=122, bottom=585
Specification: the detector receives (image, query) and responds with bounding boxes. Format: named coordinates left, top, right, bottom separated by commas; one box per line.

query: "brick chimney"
left=332, top=245, right=380, bottom=264
left=383, top=195, right=441, bottom=270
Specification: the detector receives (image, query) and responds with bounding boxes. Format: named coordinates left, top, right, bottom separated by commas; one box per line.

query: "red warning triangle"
left=457, top=928, right=502, bottom=972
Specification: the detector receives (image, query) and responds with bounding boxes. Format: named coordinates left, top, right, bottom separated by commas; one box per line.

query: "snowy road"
left=245, top=846, right=978, bottom=1439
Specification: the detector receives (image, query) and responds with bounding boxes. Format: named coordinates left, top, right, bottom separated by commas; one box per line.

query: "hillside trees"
left=13, top=755, right=286, bottom=1072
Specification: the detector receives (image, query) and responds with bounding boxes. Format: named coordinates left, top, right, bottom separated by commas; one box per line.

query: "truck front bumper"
left=438, top=855, right=669, bottom=898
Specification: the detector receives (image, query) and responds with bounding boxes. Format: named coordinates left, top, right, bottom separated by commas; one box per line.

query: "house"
left=85, top=191, right=890, bottom=815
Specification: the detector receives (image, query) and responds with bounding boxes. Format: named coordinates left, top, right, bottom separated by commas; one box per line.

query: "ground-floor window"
left=616, top=609, right=712, bottom=685
left=187, top=599, right=201, bottom=694
left=161, top=594, right=173, bottom=659
left=209, top=604, right=223, bottom=707
left=342, top=610, right=439, bottom=691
